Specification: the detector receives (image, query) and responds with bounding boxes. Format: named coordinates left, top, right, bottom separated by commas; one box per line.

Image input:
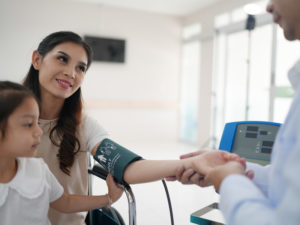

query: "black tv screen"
left=84, top=36, right=125, bottom=63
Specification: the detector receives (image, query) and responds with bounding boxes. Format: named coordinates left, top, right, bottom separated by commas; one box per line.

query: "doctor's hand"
left=191, top=150, right=245, bottom=177
left=205, top=161, right=254, bottom=192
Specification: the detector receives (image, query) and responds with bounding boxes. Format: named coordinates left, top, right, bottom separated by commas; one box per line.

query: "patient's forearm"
left=123, top=159, right=193, bottom=184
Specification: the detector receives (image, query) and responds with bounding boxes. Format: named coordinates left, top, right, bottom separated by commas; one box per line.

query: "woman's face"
left=33, top=42, right=88, bottom=100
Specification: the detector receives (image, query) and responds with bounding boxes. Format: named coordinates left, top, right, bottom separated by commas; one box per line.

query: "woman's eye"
left=57, top=56, right=68, bottom=63
left=78, top=65, right=86, bottom=73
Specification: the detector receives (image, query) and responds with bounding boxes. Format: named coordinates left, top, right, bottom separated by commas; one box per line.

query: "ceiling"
left=71, top=0, right=224, bottom=16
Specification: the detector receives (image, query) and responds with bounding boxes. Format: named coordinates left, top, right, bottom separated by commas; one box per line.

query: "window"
left=182, top=23, right=202, bottom=40
left=180, top=40, right=201, bottom=143
left=211, top=0, right=280, bottom=147
left=274, top=29, right=300, bottom=122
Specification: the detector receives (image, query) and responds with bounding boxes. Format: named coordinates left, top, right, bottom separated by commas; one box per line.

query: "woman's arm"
left=123, top=150, right=244, bottom=184
left=123, top=159, right=188, bottom=184
left=50, top=174, right=123, bottom=213
left=91, top=140, right=243, bottom=185
left=91, top=142, right=188, bottom=184
left=91, top=143, right=99, bottom=155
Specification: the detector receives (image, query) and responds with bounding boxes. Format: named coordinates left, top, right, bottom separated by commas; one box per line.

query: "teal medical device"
left=219, top=121, right=281, bottom=165
left=94, top=138, right=142, bottom=185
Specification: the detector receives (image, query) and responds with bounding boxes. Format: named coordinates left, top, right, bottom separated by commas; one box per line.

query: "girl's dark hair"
left=0, top=81, right=39, bottom=138
left=23, top=31, right=93, bottom=175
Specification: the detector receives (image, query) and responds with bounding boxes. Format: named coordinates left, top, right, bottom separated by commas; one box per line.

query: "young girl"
left=0, top=81, right=123, bottom=225
left=22, top=31, right=244, bottom=225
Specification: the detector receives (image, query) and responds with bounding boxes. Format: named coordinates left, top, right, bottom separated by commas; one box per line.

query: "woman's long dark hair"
left=23, top=31, right=93, bottom=175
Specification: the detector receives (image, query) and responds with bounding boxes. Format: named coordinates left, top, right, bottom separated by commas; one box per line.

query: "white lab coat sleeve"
left=219, top=136, right=300, bottom=225
left=275, top=134, right=300, bottom=224
left=246, top=162, right=270, bottom=196
left=219, top=174, right=274, bottom=225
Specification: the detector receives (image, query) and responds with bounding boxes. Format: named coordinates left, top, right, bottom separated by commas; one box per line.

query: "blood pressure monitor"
left=190, top=121, right=281, bottom=225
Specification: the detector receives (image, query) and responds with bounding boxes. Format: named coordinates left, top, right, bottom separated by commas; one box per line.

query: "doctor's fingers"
left=198, top=178, right=212, bottom=187
left=245, top=170, right=254, bottom=180
left=221, top=151, right=240, bottom=161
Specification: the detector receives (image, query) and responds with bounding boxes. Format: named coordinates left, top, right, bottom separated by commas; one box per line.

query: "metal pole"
left=245, top=30, right=252, bottom=120
left=269, top=24, right=277, bottom=121
left=125, top=187, right=136, bottom=225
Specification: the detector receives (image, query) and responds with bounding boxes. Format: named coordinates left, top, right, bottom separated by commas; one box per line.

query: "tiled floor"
left=91, top=141, right=220, bottom=225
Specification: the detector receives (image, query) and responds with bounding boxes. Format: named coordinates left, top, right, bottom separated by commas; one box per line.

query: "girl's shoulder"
left=0, top=158, right=48, bottom=206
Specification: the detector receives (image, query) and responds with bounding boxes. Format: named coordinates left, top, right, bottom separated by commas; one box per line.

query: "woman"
left=23, top=31, right=244, bottom=225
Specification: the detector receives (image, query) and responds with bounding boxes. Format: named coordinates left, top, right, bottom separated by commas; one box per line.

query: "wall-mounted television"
left=84, top=36, right=125, bottom=63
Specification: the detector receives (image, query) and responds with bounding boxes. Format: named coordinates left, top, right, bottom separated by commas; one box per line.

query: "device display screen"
left=231, top=123, right=279, bottom=165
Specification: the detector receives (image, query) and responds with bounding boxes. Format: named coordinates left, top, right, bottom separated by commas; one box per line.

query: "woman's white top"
left=36, top=114, right=108, bottom=225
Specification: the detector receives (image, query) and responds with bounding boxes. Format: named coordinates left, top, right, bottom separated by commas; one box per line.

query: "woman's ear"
left=32, top=50, right=42, bottom=70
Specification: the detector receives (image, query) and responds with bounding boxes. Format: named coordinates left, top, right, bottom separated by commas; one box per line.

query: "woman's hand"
left=106, top=174, right=124, bottom=204
left=165, top=150, right=207, bottom=186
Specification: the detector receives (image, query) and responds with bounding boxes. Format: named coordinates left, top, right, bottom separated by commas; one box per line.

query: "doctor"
left=174, top=0, right=300, bottom=224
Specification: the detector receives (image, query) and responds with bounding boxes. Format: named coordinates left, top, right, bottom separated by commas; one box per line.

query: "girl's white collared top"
left=0, top=157, right=63, bottom=225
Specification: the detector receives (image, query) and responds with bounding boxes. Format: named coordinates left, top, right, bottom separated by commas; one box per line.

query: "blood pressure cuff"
left=94, top=138, right=142, bottom=185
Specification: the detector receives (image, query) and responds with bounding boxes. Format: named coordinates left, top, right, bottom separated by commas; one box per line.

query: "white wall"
left=0, top=0, right=182, bottom=143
